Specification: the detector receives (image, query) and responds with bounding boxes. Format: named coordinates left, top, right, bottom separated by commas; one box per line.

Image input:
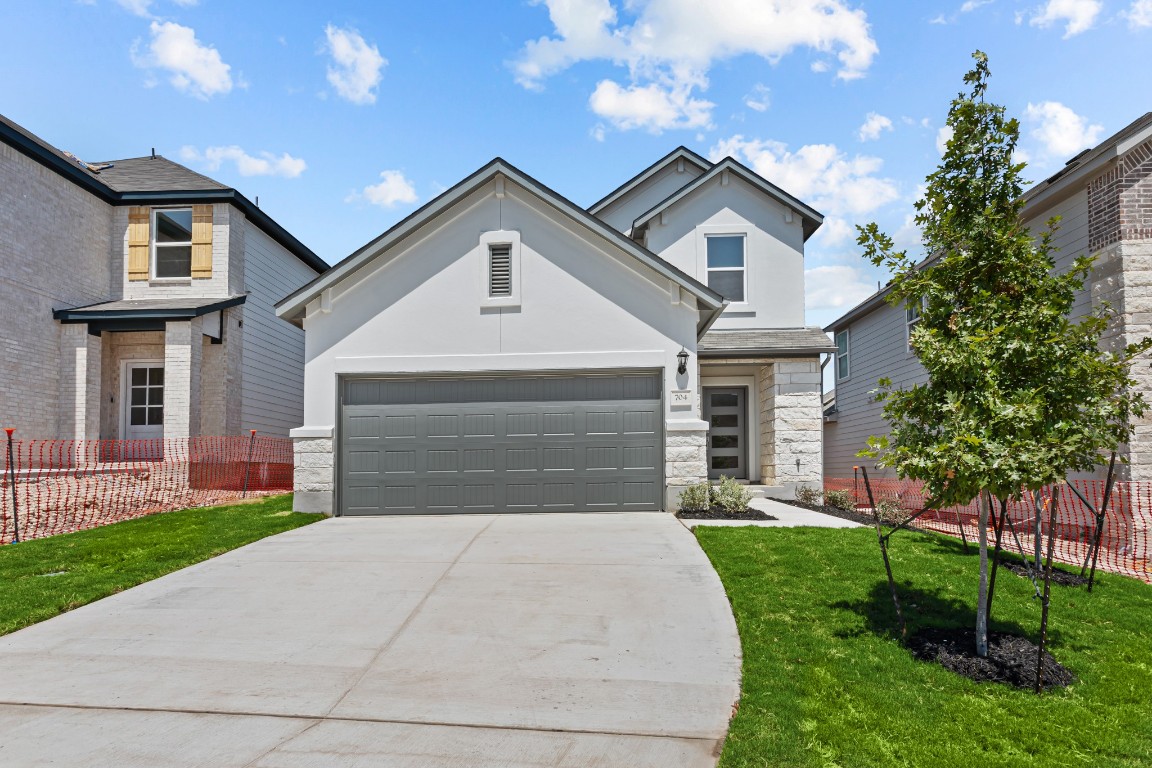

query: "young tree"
left=857, top=51, right=1151, bottom=657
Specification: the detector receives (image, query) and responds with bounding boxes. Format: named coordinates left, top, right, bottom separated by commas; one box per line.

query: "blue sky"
left=3, top=0, right=1149, bottom=327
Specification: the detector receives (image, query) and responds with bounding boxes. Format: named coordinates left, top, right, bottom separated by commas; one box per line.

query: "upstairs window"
left=488, top=243, right=513, bottom=297
left=836, top=330, right=850, bottom=380
left=706, top=235, right=746, bottom=302
left=153, top=208, right=193, bottom=279
left=906, top=299, right=924, bottom=352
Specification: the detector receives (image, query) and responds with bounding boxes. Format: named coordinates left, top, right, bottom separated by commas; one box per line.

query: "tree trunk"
left=976, top=491, right=990, bottom=658
left=986, top=495, right=1009, bottom=626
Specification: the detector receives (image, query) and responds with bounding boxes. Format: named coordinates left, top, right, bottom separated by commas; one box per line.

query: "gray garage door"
left=338, top=372, right=664, bottom=515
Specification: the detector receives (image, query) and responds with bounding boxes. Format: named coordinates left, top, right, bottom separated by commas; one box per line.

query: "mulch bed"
left=677, top=507, right=778, bottom=521
left=907, top=626, right=1074, bottom=690
left=1000, top=559, right=1089, bottom=586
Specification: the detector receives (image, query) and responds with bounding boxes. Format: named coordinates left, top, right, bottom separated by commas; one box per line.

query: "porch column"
left=759, top=359, right=823, bottom=490
left=163, top=318, right=203, bottom=439
left=57, top=324, right=102, bottom=440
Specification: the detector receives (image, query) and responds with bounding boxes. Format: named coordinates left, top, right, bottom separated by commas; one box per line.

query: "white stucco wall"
left=642, top=175, right=806, bottom=329
left=594, top=160, right=708, bottom=233
left=293, top=177, right=708, bottom=512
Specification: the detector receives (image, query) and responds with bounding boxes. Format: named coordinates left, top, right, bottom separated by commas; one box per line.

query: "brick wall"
left=0, top=144, right=114, bottom=438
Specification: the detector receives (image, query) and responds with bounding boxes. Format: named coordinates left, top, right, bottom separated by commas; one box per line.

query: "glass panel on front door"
left=124, top=364, right=164, bottom=441
left=705, top=387, right=746, bottom=479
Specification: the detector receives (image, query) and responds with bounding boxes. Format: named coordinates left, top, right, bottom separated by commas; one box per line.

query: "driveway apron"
left=0, top=513, right=741, bottom=767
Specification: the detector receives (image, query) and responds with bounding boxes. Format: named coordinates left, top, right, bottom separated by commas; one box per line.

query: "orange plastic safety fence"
left=0, top=436, right=293, bottom=545
left=826, top=477, right=1152, bottom=583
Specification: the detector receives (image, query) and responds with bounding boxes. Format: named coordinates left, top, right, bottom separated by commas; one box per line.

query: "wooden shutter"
left=191, top=204, right=213, bottom=278
left=127, top=206, right=150, bottom=281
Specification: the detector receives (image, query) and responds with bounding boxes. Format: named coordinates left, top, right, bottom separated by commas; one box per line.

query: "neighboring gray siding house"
left=0, top=113, right=326, bottom=441
left=824, top=112, right=1152, bottom=481
left=278, top=149, right=833, bottom=515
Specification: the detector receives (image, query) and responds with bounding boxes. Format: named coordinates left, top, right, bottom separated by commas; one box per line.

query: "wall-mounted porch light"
left=677, top=348, right=689, bottom=376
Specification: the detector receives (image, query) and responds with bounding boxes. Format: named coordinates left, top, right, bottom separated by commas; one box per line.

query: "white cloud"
left=179, top=145, right=306, bottom=178
left=513, top=0, right=878, bottom=132
left=858, top=112, right=893, bottom=141
left=589, top=79, right=713, bottom=133
left=1024, top=101, right=1103, bottom=159
left=744, top=84, right=771, bottom=112
left=348, top=170, right=418, bottom=208
left=1125, top=0, right=1152, bottom=26
left=805, top=265, right=877, bottom=312
left=713, top=135, right=900, bottom=221
left=935, top=125, right=953, bottom=154
left=115, top=0, right=197, bottom=17
left=324, top=25, right=386, bottom=105
left=1028, top=0, right=1102, bottom=37
left=960, top=0, right=994, bottom=11
left=132, top=21, right=233, bottom=99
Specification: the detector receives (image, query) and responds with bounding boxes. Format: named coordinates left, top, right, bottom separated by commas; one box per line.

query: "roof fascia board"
left=632, top=158, right=824, bottom=241
left=699, top=347, right=834, bottom=358
left=277, top=159, right=724, bottom=322
left=0, top=119, right=117, bottom=203
left=588, top=147, right=712, bottom=215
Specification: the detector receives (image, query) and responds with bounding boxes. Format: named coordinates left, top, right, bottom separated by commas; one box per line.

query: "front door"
left=123, top=362, right=164, bottom=441
left=705, top=387, right=746, bottom=480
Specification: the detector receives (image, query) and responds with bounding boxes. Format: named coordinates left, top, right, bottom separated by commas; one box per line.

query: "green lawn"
left=0, top=494, right=322, bottom=636
left=695, top=526, right=1152, bottom=768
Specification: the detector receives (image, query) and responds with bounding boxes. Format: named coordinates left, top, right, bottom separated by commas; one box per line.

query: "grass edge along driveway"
left=0, top=494, right=322, bottom=637
left=695, top=525, right=1152, bottom=768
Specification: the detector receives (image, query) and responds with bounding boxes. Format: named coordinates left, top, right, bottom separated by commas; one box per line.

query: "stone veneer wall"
left=758, top=358, right=823, bottom=489
left=293, top=432, right=335, bottom=514
left=1089, top=138, right=1152, bottom=481
left=665, top=422, right=709, bottom=510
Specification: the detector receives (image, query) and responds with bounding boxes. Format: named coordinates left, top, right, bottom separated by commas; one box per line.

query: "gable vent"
left=488, top=243, right=513, bottom=297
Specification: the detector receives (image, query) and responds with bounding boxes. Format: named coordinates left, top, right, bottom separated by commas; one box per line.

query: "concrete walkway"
left=0, top=513, right=741, bottom=767
left=680, top=497, right=867, bottom=529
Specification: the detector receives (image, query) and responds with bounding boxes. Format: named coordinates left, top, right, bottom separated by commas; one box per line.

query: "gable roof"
left=0, top=112, right=327, bottom=274
left=276, top=157, right=727, bottom=332
left=631, top=156, right=824, bottom=241
left=587, top=146, right=712, bottom=215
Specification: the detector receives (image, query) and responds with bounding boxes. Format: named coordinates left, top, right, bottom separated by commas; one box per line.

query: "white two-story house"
left=277, top=148, right=832, bottom=515
left=0, top=113, right=327, bottom=444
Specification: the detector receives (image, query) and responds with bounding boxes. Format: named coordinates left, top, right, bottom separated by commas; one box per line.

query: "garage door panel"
left=339, top=373, right=662, bottom=515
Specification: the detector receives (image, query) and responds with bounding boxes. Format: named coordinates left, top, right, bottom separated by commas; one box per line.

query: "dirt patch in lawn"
left=907, top=626, right=1074, bottom=690
left=677, top=508, right=778, bottom=521
left=1000, top=559, right=1089, bottom=586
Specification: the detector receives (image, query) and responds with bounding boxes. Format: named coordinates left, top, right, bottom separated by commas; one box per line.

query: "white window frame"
left=477, top=229, right=522, bottom=308
left=905, top=297, right=926, bottom=353
left=704, top=233, right=748, bottom=305
left=836, top=329, right=850, bottom=381
left=151, top=206, right=194, bottom=281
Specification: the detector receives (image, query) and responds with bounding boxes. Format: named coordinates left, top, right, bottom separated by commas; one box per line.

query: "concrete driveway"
left=0, top=513, right=741, bottom=767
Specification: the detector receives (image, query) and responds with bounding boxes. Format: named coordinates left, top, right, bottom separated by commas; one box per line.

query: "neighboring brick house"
left=824, top=111, right=1152, bottom=481
left=0, top=113, right=327, bottom=441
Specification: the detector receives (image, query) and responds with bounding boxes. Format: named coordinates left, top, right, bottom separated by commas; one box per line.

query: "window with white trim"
left=705, top=234, right=746, bottom=302
left=152, top=208, right=193, bottom=279
left=836, top=330, right=850, bottom=380
left=906, top=298, right=925, bottom=352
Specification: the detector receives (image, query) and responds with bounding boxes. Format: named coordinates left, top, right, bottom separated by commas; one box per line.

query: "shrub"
left=678, top=481, right=711, bottom=512
left=713, top=475, right=753, bottom=513
left=794, top=485, right=823, bottom=506
left=824, top=489, right=855, bottom=511
left=874, top=497, right=906, bottom=524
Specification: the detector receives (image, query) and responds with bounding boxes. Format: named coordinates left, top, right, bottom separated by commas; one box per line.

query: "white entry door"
left=122, top=362, right=165, bottom=441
